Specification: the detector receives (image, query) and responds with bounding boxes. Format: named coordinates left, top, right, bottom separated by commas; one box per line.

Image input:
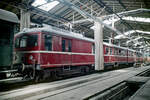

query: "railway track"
left=1, top=66, right=150, bottom=100
left=0, top=65, right=128, bottom=92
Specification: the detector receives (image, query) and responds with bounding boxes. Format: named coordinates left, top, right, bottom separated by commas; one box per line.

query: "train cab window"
left=62, top=39, right=66, bottom=52
left=20, top=36, right=27, bottom=47
left=15, top=34, right=38, bottom=48
left=45, top=34, right=52, bottom=51
left=105, top=47, right=109, bottom=54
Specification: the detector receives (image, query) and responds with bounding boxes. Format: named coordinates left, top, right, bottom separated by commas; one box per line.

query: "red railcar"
left=14, top=26, right=95, bottom=79
left=103, top=43, right=135, bottom=67
left=13, top=26, right=143, bottom=79
left=135, top=51, right=143, bottom=63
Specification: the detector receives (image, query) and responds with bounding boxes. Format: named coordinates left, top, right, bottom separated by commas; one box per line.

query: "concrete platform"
left=36, top=67, right=150, bottom=100
left=0, top=66, right=150, bottom=100
left=129, top=78, right=150, bottom=100
left=126, top=76, right=150, bottom=84
left=25, top=66, right=150, bottom=100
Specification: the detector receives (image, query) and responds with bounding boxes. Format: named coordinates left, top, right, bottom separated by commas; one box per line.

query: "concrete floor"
left=0, top=66, right=150, bottom=100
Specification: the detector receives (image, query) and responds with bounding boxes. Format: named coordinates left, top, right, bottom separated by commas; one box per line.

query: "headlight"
left=29, top=55, right=33, bottom=60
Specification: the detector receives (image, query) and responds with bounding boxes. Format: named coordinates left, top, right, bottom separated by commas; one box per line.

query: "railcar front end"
left=14, top=32, right=41, bottom=79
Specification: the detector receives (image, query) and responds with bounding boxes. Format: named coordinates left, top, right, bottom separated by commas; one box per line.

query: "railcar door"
left=61, top=38, right=72, bottom=66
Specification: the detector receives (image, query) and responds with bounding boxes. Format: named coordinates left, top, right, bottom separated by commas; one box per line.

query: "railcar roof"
left=0, top=9, right=19, bottom=23
left=16, top=26, right=95, bottom=42
left=104, top=42, right=138, bottom=52
left=104, top=42, right=127, bottom=50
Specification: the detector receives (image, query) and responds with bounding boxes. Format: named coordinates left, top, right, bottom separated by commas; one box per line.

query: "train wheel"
left=34, top=70, right=43, bottom=82
left=50, top=71, right=58, bottom=80
left=114, top=63, right=118, bottom=68
left=81, top=67, right=89, bottom=75
left=89, top=66, right=95, bottom=73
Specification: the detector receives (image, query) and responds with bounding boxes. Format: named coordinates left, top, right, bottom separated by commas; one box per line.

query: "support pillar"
left=94, top=21, right=104, bottom=70
left=20, top=9, right=30, bottom=31
left=111, top=14, right=115, bottom=44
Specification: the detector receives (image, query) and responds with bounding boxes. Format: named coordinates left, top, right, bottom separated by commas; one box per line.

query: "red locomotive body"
left=14, top=27, right=95, bottom=79
left=14, top=26, right=143, bottom=79
left=14, top=30, right=95, bottom=67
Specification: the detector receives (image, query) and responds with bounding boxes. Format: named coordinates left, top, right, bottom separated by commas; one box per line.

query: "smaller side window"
left=45, top=34, right=52, bottom=51
left=123, top=50, right=126, bottom=56
left=121, top=50, right=125, bottom=56
left=68, top=40, right=72, bottom=52
left=110, top=48, right=112, bottom=55
left=105, top=47, right=109, bottom=54
left=92, top=44, right=95, bottom=54
left=119, top=49, right=121, bottom=55
left=114, top=48, right=118, bottom=55
left=62, top=39, right=66, bottom=52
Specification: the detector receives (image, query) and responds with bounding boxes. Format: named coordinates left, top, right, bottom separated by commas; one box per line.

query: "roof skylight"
left=114, top=30, right=150, bottom=39
left=32, top=0, right=59, bottom=11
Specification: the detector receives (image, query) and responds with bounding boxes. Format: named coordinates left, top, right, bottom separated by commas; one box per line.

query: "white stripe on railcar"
left=15, top=51, right=95, bottom=56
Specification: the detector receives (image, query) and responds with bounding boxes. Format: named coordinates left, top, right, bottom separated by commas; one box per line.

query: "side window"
left=92, top=44, right=95, bottom=54
left=123, top=50, right=126, bottom=56
left=110, top=48, right=112, bottom=55
left=124, top=50, right=127, bottom=56
left=105, top=47, right=109, bottom=54
left=62, top=39, right=66, bottom=52
left=45, top=34, right=52, bottom=51
left=114, top=48, right=118, bottom=55
left=121, top=50, right=125, bottom=56
left=119, top=49, right=121, bottom=55
left=68, top=40, right=72, bottom=52
left=62, top=39, right=72, bottom=52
